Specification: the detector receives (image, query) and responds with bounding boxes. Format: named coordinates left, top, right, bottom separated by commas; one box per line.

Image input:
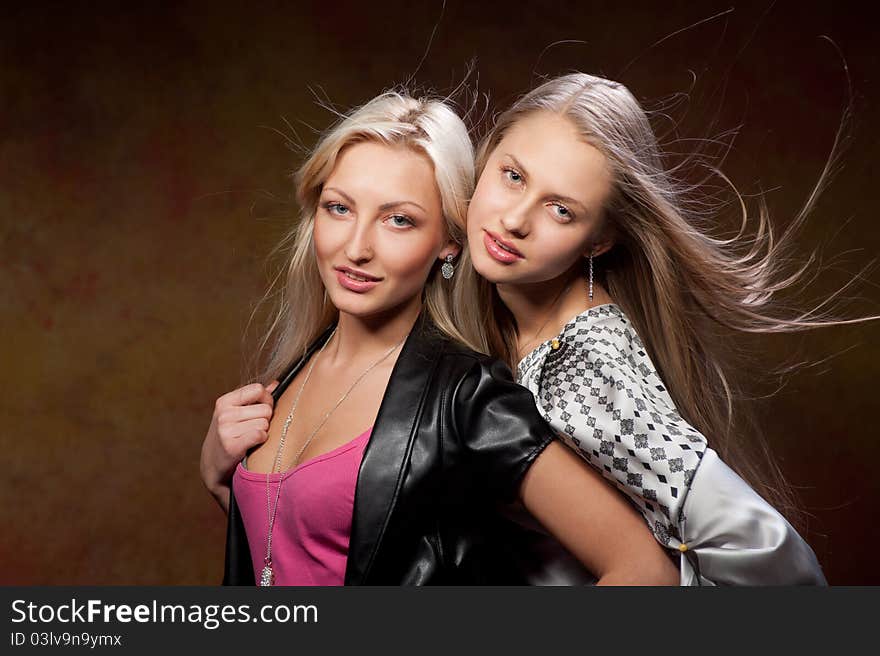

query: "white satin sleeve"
left=678, top=449, right=826, bottom=585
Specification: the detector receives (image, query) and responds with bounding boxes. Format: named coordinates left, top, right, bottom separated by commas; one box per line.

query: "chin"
left=328, top=287, right=422, bottom=322
left=469, top=249, right=512, bottom=284
left=327, top=292, right=385, bottom=317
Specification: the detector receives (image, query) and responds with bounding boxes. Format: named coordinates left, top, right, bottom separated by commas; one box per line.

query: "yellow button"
left=550, top=339, right=560, bottom=350
left=678, top=543, right=689, bottom=553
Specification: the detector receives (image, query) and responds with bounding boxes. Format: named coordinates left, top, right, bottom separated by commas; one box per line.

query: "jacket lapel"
left=344, top=312, right=445, bottom=585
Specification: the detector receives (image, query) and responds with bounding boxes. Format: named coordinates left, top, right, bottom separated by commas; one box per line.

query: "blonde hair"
left=246, top=90, right=480, bottom=384
left=472, top=72, right=875, bottom=528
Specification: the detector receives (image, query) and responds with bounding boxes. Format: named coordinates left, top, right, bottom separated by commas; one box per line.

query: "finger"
left=236, top=417, right=270, bottom=435
left=222, top=428, right=268, bottom=460
left=260, top=380, right=281, bottom=406
left=217, top=383, right=267, bottom=409
left=217, top=410, right=269, bottom=440
left=238, top=429, right=269, bottom=452
left=219, top=417, right=269, bottom=447
left=222, top=403, right=273, bottom=423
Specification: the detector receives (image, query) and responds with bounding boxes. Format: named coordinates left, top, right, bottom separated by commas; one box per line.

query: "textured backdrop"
left=2, top=0, right=878, bottom=584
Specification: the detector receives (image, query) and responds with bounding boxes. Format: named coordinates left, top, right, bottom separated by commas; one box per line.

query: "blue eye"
left=324, top=201, right=349, bottom=215
left=387, top=214, right=415, bottom=228
left=503, top=167, right=523, bottom=184
left=550, top=203, right=573, bottom=221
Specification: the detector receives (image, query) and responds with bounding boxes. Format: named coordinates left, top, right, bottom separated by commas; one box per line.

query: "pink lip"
left=483, top=230, right=524, bottom=264
left=334, top=266, right=382, bottom=293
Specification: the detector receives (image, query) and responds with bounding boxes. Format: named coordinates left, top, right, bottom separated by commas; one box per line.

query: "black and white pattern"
left=517, top=303, right=707, bottom=547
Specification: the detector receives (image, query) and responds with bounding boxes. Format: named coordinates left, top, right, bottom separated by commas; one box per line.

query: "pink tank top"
left=232, top=426, right=372, bottom=585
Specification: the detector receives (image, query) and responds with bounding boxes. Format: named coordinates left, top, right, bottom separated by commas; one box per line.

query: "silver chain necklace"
left=260, top=326, right=406, bottom=587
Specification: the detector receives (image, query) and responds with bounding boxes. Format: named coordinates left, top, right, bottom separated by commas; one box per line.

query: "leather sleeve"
left=223, top=477, right=256, bottom=586
left=450, top=355, right=556, bottom=503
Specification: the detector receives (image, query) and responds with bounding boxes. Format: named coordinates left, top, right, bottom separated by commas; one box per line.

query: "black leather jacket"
left=223, top=312, right=557, bottom=585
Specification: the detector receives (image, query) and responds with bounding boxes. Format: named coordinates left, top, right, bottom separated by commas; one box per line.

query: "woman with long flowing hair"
left=461, top=72, right=862, bottom=584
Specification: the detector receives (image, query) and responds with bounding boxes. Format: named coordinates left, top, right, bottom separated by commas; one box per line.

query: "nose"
left=499, top=197, right=531, bottom=238
left=343, top=218, right=374, bottom=263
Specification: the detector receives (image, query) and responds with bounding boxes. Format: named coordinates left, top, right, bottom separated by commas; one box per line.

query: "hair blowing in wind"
left=467, top=72, right=878, bottom=528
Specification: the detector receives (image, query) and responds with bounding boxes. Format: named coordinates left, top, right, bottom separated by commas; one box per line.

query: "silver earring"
left=441, top=254, right=455, bottom=280
left=588, top=253, right=594, bottom=303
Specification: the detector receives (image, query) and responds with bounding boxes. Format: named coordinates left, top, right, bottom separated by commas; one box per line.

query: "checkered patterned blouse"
left=516, top=303, right=826, bottom=585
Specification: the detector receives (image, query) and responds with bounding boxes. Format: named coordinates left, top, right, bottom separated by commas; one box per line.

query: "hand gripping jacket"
left=223, top=313, right=556, bottom=585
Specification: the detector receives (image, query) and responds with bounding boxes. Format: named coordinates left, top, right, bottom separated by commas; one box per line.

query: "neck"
left=496, top=262, right=610, bottom=343
left=326, top=293, right=423, bottom=366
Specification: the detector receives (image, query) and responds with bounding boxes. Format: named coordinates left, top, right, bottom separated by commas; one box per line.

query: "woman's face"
left=467, top=110, right=615, bottom=286
left=313, top=140, right=456, bottom=319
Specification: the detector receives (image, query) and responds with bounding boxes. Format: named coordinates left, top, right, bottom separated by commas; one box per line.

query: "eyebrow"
left=322, top=187, right=427, bottom=214
left=503, top=154, right=589, bottom=214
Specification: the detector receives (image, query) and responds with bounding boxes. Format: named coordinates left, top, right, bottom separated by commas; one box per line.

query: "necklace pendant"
left=260, top=564, right=275, bottom=587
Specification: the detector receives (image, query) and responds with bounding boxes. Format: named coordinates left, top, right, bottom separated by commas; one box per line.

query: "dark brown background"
left=2, top=1, right=878, bottom=584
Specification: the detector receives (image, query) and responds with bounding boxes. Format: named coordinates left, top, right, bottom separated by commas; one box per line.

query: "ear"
left=438, top=238, right=462, bottom=261
left=583, top=237, right=614, bottom=259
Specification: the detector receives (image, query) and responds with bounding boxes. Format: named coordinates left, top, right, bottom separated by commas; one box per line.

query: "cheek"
left=312, top=217, right=343, bottom=264
left=468, top=176, right=502, bottom=226
left=388, top=239, right=436, bottom=278
left=375, top=231, right=441, bottom=285
left=530, top=224, right=591, bottom=273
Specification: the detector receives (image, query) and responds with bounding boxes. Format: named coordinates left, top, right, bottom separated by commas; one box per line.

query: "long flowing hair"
left=244, top=90, right=480, bottom=385
left=471, top=73, right=875, bottom=528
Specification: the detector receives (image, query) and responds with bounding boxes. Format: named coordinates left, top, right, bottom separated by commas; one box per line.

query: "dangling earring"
left=441, top=254, right=455, bottom=280
left=587, top=253, right=594, bottom=306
